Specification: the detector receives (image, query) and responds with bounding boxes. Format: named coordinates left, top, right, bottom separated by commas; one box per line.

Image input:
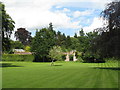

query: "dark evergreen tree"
left=31, top=27, right=56, bottom=62
left=70, top=37, right=80, bottom=51
left=56, top=31, right=62, bottom=46
left=74, top=33, right=77, bottom=38
left=79, top=28, right=85, bottom=36
left=61, top=33, right=67, bottom=47
left=65, top=36, right=72, bottom=50
left=1, top=2, right=15, bottom=52
left=48, top=22, right=53, bottom=31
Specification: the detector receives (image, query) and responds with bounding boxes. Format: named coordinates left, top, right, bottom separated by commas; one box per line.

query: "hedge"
left=2, top=54, right=34, bottom=62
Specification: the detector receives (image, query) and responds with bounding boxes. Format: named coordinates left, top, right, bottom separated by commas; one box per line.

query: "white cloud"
left=73, top=10, right=94, bottom=18
left=56, top=6, right=62, bottom=9
left=1, top=0, right=80, bottom=30
left=63, top=8, right=70, bottom=12
left=83, top=17, right=104, bottom=33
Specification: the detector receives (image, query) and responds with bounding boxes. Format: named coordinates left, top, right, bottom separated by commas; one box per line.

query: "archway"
left=64, top=50, right=77, bottom=61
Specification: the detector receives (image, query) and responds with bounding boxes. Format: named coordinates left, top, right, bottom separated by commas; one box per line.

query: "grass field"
left=1, top=61, right=119, bottom=88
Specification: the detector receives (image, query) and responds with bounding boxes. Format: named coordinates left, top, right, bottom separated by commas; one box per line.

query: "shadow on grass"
left=94, top=67, right=120, bottom=70
left=0, top=63, right=23, bottom=68
left=52, top=65, right=62, bottom=66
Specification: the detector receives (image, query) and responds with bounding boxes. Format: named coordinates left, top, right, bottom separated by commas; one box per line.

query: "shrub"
left=2, top=54, right=34, bottom=62
left=25, top=46, right=31, bottom=52
left=82, top=52, right=105, bottom=63
left=105, top=57, right=119, bottom=63
left=76, top=56, right=84, bottom=62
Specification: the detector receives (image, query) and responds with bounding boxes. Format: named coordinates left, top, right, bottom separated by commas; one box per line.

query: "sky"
left=1, top=0, right=113, bottom=40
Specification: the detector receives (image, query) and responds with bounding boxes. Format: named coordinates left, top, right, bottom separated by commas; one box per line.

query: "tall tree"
left=65, top=36, right=72, bottom=51
left=56, top=31, right=67, bottom=46
left=86, top=31, right=99, bottom=53
left=70, top=37, right=80, bottom=51
left=48, top=22, right=53, bottom=31
left=15, top=28, right=32, bottom=46
left=31, top=28, right=56, bottom=62
left=74, top=33, right=77, bottom=38
left=79, top=28, right=85, bottom=36
left=0, top=2, right=15, bottom=52
left=95, top=0, right=120, bottom=58
left=60, top=33, right=67, bottom=47
left=101, top=0, right=120, bottom=30
left=77, top=29, right=87, bottom=52
left=56, top=31, right=62, bottom=46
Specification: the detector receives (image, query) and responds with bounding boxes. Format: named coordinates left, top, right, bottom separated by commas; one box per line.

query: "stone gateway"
left=64, top=50, right=77, bottom=61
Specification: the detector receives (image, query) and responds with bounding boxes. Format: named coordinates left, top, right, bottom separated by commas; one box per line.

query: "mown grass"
left=1, top=61, right=119, bottom=88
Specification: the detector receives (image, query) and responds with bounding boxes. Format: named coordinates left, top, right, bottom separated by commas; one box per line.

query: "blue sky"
left=1, top=0, right=112, bottom=40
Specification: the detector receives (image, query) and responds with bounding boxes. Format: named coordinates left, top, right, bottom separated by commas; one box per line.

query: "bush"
left=76, top=56, right=84, bottom=62
left=105, top=57, right=119, bottom=63
left=25, top=46, right=31, bottom=52
left=82, top=52, right=105, bottom=63
left=2, top=54, right=34, bottom=62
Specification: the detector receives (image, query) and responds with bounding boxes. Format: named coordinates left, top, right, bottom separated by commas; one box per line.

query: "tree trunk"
left=51, top=60, right=54, bottom=66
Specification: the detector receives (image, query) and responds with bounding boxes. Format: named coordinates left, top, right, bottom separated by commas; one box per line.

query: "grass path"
left=1, top=61, right=119, bottom=88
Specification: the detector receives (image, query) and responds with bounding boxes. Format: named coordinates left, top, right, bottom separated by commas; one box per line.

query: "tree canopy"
left=94, top=0, right=120, bottom=58
left=0, top=2, right=15, bottom=52
left=49, top=46, right=63, bottom=61
left=101, top=0, right=120, bottom=30
left=15, top=28, right=32, bottom=46
left=31, top=27, right=56, bottom=62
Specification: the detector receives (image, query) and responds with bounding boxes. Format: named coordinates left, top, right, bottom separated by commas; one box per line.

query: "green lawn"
left=1, top=61, right=119, bottom=88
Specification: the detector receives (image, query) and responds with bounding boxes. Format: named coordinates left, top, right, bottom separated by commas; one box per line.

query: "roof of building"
left=13, top=49, right=25, bottom=52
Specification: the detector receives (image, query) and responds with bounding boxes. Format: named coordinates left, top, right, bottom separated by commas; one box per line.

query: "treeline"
left=31, top=23, right=99, bottom=62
